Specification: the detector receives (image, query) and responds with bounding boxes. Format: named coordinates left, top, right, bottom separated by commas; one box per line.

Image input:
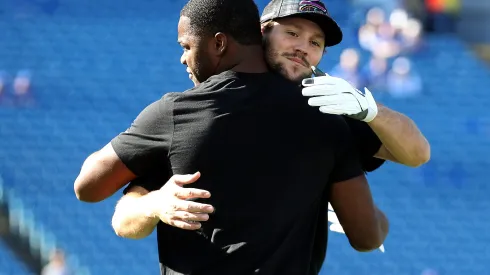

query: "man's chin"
left=189, top=75, right=200, bottom=86
left=286, top=72, right=311, bottom=84
left=284, top=70, right=311, bottom=83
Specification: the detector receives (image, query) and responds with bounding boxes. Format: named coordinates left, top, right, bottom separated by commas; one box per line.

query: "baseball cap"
left=260, top=0, right=343, bottom=47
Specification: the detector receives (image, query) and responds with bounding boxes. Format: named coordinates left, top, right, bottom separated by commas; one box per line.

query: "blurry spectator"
left=359, top=8, right=401, bottom=58
left=330, top=48, right=366, bottom=88
left=365, top=7, right=386, bottom=28
left=360, top=7, right=425, bottom=57
left=424, top=0, right=460, bottom=33
left=399, top=18, right=424, bottom=54
left=358, top=23, right=379, bottom=52
left=361, top=55, right=388, bottom=91
left=387, top=57, right=422, bottom=98
left=41, top=249, right=71, bottom=275
left=389, top=8, right=409, bottom=30
left=359, top=8, right=385, bottom=52
left=371, top=22, right=401, bottom=58
left=13, top=70, right=35, bottom=107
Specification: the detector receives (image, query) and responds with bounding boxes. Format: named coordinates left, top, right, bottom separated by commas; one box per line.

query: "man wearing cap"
left=260, top=0, right=430, bottom=172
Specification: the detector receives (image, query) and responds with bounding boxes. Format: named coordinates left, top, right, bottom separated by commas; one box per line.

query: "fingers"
left=319, top=106, right=357, bottom=115
left=173, top=200, right=215, bottom=214
left=169, top=219, right=202, bottom=230
left=174, top=188, right=211, bottom=200
left=171, top=172, right=201, bottom=186
left=310, top=66, right=328, bottom=77
left=173, top=211, right=209, bottom=222
left=167, top=203, right=212, bottom=230
left=307, top=94, right=346, bottom=106
left=302, top=85, right=337, bottom=97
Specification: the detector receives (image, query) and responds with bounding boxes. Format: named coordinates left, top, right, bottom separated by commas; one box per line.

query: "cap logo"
left=298, top=0, right=328, bottom=15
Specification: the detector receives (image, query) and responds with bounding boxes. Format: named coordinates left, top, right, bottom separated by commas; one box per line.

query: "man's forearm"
left=368, top=103, right=430, bottom=167
left=112, top=192, right=160, bottom=239
left=375, top=206, right=389, bottom=243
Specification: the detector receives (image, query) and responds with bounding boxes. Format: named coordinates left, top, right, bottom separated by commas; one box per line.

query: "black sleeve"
left=111, top=94, right=175, bottom=178
left=344, top=117, right=385, bottom=172
left=329, top=119, right=364, bottom=183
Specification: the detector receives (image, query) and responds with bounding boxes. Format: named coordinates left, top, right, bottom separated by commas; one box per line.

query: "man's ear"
left=214, top=32, right=227, bottom=56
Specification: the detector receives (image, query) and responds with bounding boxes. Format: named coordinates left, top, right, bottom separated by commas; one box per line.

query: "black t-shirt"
left=112, top=71, right=363, bottom=275
left=344, top=118, right=385, bottom=172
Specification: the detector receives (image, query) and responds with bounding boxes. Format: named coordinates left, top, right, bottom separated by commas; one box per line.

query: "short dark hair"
left=180, top=0, right=262, bottom=45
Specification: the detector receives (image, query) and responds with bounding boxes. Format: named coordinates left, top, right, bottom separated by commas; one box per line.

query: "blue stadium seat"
left=0, top=241, right=33, bottom=275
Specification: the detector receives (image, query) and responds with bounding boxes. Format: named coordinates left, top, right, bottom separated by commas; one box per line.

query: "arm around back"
left=111, top=172, right=215, bottom=239
left=111, top=185, right=161, bottom=239
left=329, top=174, right=389, bottom=252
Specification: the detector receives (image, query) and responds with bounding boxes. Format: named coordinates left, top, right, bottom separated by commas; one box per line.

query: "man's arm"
left=111, top=185, right=160, bottom=239
left=369, top=103, right=430, bottom=167
left=112, top=173, right=214, bottom=239
left=74, top=96, right=174, bottom=202
left=74, top=143, right=136, bottom=202
left=302, top=74, right=430, bottom=168
left=328, top=120, right=389, bottom=251
left=329, top=175, right=389, bottom=252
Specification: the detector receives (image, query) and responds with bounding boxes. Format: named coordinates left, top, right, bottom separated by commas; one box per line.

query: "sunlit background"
left=0, top=0, right=489, bottom=274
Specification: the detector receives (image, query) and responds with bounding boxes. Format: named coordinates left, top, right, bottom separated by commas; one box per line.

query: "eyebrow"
left=289, top=23, right=325, bottom=41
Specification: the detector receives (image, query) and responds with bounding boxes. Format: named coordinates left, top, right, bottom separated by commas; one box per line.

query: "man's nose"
left=293, top=40, right=309, bottom=56
left=180, top=53, right=186, bottom=65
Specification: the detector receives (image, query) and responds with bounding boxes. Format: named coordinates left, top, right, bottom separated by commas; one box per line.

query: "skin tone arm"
left=329, top=174, right=389, bottom=252
left=74, top=143, right=137, bottom=202
left=111, top=185, right=160, bottom=239
left=111, top=172, right=214, bottom=239
left=370, top=103, right=431, bottom=167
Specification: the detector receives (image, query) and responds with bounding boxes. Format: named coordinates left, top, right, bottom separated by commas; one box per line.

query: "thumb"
left=364, top=88, right=377, bottom=109
left=171, top=172, right=201, bottom=187
left=302, top=75, right=333, bottom=87
left=310, top=66, right=329, bottom=77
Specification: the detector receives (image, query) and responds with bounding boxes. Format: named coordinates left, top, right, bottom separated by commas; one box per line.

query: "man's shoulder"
left=304, top=111, right=353, bottom=142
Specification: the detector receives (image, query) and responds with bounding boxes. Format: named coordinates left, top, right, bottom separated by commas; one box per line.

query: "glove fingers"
left=302, top=85, right=337, bottom=96
left=318, top=106, right=348, bottom=115
left=364, top=87, right=377, bottom=105
left=307, top=94, right=347, bottom=106
left=319, top=106, right=361, bottom=115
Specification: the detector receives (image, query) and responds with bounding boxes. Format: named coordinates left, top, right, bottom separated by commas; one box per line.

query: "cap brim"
left=272, top=13, right=343, bottom=47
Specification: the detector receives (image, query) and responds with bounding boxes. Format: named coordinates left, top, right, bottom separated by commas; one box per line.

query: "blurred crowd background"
left=0, top=0, right=489, bottom=274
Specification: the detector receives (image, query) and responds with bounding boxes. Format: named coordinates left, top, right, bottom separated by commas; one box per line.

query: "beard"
left=263, top=36, right=313, bottom=84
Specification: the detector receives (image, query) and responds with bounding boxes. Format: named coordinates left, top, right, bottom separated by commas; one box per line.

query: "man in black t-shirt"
left=75, top=0, right=388, bottom=274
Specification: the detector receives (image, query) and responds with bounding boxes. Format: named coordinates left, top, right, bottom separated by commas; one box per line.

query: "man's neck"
left=231, top=45, right=269, bottom=73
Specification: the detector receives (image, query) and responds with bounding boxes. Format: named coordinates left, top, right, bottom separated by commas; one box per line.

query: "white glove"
left=327, top=203, right=385, bottom=253
left=302, top=73, right=378, bottom=122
